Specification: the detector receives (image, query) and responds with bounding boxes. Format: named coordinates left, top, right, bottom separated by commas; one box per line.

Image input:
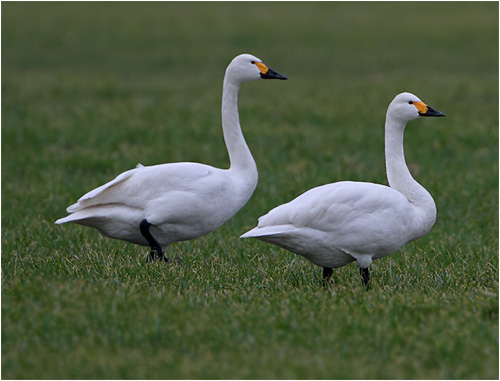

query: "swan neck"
left=385, top=116, right=435, bottom=214
left=221, top=78, right=257, bottom=176
left=385, top=117, right=413, bottom=190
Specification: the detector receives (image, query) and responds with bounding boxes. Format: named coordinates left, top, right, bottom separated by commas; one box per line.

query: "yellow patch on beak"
left=254, top=62, right=269, bottom=74
left=413, top=101, right=428, bottom=114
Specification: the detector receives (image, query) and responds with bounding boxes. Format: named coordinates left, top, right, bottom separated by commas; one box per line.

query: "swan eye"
left=251, top=61, right=255, bottom=64
left=408, top=101, right=413, bottom=104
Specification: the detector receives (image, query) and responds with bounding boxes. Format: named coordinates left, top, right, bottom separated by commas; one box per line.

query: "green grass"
left=2, top=2, right=498, bottom=379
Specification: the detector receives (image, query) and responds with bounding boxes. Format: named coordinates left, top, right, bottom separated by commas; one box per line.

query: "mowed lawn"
left=2, top=2, right=498, bottom=379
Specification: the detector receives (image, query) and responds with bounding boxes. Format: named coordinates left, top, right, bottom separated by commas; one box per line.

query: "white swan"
left=241, top=92, right=445, bottom=287
left=56, top=54, right=287, bottom=262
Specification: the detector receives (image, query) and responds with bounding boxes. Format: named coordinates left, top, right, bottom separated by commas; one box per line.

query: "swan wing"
left=67, top=167, right=140, bottom=212
left=65, top=162, right=214, bottom=214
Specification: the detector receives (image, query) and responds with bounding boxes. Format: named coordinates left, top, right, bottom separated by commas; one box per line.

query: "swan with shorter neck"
left=56, top=54, right=287, bottom=262
left=241, top=92, right=445, bottom=287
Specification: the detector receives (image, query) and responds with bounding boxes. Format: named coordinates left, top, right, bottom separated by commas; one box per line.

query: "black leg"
left=360, top=267, right=370, bottom=290
left=139, top=219, right=167, bottom=262
left=322, top=267, right=333, bottom=288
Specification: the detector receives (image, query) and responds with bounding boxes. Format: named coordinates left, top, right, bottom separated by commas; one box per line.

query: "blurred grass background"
left=2, top=2, right=498, bottom=379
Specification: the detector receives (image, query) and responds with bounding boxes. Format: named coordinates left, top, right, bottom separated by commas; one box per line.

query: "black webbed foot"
left=360, top=267, right=370, bottom=290
left=322, top=267, right=333, bottom=288
left=146, top=248, right=167, bottom=263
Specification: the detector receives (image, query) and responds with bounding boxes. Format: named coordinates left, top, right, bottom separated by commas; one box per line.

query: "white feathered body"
left=241, top=180, right=436, bottom=268
left=57, top=162, right=257, bottom=247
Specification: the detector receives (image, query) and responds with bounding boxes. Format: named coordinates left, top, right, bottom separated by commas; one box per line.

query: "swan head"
left=225, top=54, right=287, bottom=84
left=387, top=92, right=446, bottom=123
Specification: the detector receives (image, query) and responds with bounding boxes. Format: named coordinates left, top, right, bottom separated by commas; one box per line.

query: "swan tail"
left=55, top=206, right=109, bottom=225
left=55, top=211, right=91, bottom=225
left=240, top=224, right=295, bottom=239
left=55, top=215, right=73, bottom=225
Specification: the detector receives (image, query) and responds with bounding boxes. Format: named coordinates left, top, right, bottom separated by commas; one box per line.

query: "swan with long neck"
left=241, top=92, right=445, bottom=287
left=56, top=54, right=287, bottom=262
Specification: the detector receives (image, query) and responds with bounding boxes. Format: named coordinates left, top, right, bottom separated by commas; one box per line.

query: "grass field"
left=2, top=2, right=498, bottom=379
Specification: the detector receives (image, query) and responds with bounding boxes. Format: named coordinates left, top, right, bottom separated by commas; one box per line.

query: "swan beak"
left=255, top=62, right=288, bottom=80
left=414, top=101, right=446, bottom=117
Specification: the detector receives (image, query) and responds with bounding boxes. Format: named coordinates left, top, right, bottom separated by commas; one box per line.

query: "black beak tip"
left=261, top=69, right=288, bottom=80
left=434, top=111, right=446, bottom=117
left=420, top=106, right=446, bottom=117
